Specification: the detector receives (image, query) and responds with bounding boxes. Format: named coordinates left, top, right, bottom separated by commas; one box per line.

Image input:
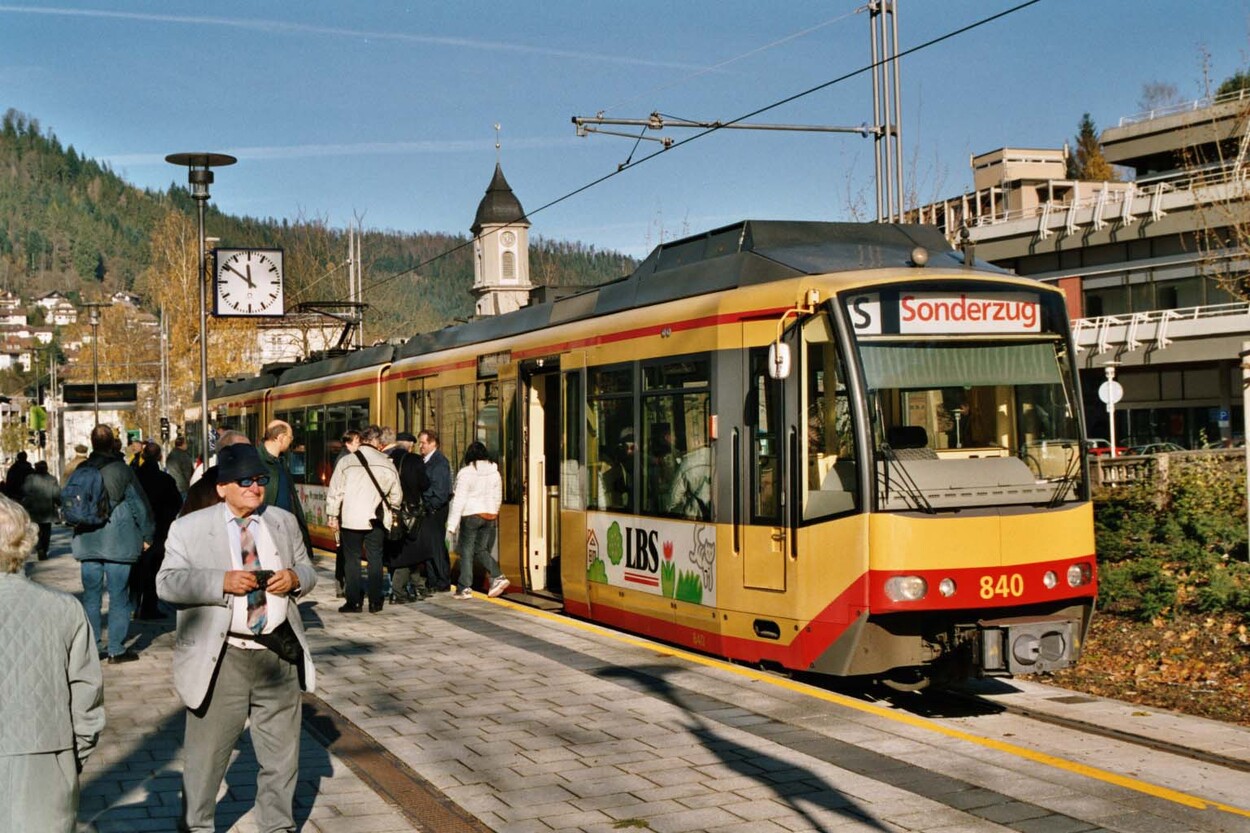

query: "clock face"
left=215, top=249, right=284, bottom=316
left=500, top=230, right=516, bottom=247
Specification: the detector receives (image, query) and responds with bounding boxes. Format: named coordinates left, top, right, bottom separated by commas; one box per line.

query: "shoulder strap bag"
left=355, top=450, right=404, bottom=541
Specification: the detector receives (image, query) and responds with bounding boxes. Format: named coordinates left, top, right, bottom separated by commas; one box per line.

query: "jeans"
left=341, top=525, right=385, bottom=608
left=80, top=560, right=133, bottom=657
left=456, top=515, right=500, bottom=592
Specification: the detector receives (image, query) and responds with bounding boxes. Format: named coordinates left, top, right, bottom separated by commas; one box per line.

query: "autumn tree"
left=133, top=209, right=259, bottom=426
left=1166, top=64, right=1250, bottom=301
left=1067, top=113, right=1119, bottom=182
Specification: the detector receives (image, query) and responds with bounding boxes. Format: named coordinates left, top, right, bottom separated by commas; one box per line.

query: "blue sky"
left=1, top=1, right=1247, bottom=259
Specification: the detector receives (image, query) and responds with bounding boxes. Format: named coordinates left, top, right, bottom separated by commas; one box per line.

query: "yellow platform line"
left=482, top=594, right=1250, bottom=819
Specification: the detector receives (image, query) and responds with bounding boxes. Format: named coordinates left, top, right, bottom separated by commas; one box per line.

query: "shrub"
left=1095, top=454, right=1247, bottom=621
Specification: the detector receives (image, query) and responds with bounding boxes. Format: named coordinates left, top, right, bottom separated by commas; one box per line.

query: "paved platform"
left=24, top=526, right=1250, bottom=833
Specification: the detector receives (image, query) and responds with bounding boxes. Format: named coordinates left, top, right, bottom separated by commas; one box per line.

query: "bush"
left=1095, top=455, right=1247, bottom=621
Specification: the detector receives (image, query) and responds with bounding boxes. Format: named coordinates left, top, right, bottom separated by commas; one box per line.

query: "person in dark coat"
left=4, top=451, right=33, bottom=500
left=20, top=460, right=60, bottom=559
left=132, top=442, right=183, bottom=619
left=385, top=432, right=429, bottom=602
left=414, top=429, right=453, bottom=593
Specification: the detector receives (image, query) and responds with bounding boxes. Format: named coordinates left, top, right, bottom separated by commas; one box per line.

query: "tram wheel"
left=878, top=668, right=933, bottom=693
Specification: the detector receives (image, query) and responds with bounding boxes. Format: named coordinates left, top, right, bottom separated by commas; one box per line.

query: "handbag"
left=356, top=450, right=404, bottom=542
left=253, top=619, right=303, bottom=665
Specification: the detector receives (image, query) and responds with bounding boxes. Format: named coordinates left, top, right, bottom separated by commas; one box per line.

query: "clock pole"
left=165, top=152, right=237, bottom=467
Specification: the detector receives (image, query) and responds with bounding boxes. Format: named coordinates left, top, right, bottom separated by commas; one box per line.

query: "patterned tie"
left=239, top=518, right=267, bottom=634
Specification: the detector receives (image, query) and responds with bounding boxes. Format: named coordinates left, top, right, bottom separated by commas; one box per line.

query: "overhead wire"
left=359, top=0, right=1044, bottom=296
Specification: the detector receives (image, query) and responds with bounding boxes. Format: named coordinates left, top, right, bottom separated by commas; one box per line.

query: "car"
left=1126, top=442, right=1187, bottom=455
left=1086, top=438, right=1128, bottom=457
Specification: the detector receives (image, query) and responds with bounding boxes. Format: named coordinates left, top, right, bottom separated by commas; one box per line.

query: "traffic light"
left=160, top=416, right=170, bottom=441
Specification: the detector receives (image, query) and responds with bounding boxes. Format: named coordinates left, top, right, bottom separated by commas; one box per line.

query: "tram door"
left=740, top=329, right=793, bottom=592
left=523, top=366, right=562, bottom=594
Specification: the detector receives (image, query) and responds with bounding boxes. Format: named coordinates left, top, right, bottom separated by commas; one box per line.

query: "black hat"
left=396, top=431, right=418, bottom=443
left=216, top=444, right=266, bottom=484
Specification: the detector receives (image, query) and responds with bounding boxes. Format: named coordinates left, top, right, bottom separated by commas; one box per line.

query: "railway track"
left=867, top=683, right=1250, bottom=775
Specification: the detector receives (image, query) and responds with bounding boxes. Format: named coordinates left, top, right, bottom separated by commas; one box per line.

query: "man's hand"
left=223, top=570, right=260, bottom=596
left=327, top=517, right=339, bottom=529
left=265, top=568, right=300, bottom=597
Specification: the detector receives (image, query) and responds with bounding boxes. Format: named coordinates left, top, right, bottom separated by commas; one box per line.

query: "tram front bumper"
left=978, top=614, right=1078, bottom=676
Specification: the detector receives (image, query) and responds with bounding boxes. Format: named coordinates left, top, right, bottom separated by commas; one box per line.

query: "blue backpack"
left=61, top=462, right=111, bottom=530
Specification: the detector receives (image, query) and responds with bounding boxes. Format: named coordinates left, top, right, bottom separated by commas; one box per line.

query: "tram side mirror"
left=768, top=342, right=791, bottom=380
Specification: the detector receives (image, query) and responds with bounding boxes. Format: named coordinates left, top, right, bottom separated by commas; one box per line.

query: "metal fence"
left=1091, top=449, right=1246, bottom=501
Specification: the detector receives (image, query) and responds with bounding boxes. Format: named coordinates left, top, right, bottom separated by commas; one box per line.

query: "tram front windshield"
left=845, top=288, right=1084, bottom=510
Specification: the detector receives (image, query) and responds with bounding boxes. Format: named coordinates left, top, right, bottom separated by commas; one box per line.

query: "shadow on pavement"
left=598, top=665, right=891, bottom=833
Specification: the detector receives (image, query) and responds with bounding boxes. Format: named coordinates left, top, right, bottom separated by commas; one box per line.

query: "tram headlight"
left=1043, top=571, right=1058, bottom=589
left=1066, top=562, right=1092, bottom=587
left=884, top=575, right=927, bottom=602
left=938, top=578, right=956, bottom=597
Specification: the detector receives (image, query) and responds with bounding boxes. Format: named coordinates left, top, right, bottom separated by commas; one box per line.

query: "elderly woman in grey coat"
left=0, top=495, right=105, bottom=831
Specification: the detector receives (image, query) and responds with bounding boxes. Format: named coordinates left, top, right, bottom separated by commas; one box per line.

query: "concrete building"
left=912, top=87, right=1250, bottom=448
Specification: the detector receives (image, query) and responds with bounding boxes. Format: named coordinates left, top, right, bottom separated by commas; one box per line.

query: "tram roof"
left=278, top=343, right=395, bottom=385
left=397, top=220, right=992, bottom=360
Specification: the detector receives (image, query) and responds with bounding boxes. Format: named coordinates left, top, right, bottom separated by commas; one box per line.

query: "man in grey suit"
left=157, top=444, right=317, bottom=833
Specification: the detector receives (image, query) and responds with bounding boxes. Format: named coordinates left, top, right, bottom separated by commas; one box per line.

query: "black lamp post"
left=81, top=302, right=109, bottom=423
left=165, top=152, right=236, bottom=464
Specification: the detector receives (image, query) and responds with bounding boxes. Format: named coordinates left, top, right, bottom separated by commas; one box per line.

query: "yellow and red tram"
left=205, top=221, right=1096, bottom=687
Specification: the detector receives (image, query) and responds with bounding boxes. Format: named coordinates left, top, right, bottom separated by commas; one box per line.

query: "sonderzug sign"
left=848, top=291, right=1041, bottom=335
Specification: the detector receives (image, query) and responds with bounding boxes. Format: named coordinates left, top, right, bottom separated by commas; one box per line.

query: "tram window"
left=277, top=409, right=307, bottom=484
left=396, top=393, right=409, bottom=434
left=501, top=380, right=519, bottom=503
left=476, top=381, right=501, bottom=459
left=306, top=406, right=328, bottom=486
left=476, top=379, right=506, bottom=498
left=748, top=349, right=781, bottom=522
left=348, top=402, right=369, bottom=432
left=588, top=364, right=635, bottom=513
left=562, top=371, right=585, bottom=510
left=442, top=384, right=472, bottom=472
left=803, top=315, right=858, bottom=519
left=642, top=356, right=711, bottom=520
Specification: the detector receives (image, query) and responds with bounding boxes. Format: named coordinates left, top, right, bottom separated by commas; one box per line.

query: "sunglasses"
left=234, top=475, right=271, bottom=488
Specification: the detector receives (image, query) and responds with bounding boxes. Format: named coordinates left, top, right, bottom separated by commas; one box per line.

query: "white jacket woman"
left=446, top=443, right=506, bottom=598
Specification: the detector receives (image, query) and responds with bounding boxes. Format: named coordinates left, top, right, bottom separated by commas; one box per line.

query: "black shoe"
left=388, top=592, right=414, bottom=604
left=108, top=650, right=140, bottom=664
left=368, top=601, right=383, bottom=613
left=338, top=602, right=362, bottom=613
left=98, top=650, right=107, bottom=660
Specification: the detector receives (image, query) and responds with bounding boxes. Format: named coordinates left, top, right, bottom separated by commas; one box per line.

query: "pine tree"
left=1067, top=113, right=1118, bottom=182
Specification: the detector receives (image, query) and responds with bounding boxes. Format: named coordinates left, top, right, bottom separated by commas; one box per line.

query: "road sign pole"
left=1103, top=363, right=1120, bottom=459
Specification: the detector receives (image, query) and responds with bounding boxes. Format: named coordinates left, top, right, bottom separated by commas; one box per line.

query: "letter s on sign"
left=849, top=294, right=881, bottom=334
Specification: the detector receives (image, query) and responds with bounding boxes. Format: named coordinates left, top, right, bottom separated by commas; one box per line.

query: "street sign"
left=1098, top=380, right=1123, bottom=405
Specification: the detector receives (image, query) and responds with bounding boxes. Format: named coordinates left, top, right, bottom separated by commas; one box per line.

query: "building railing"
left=914, top=161, right=1250, bottom=240
left=1117, top=87, right=1250, bottom=127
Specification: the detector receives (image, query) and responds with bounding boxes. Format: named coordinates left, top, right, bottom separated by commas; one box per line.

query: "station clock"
left=213, top=248, right=285, bottom=317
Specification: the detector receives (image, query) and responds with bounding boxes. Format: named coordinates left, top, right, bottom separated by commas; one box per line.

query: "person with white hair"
left=0, top=495, right=105, bottom=831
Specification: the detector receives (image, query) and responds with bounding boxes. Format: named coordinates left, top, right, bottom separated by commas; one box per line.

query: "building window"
left=502, top=251, right=517, bottom=283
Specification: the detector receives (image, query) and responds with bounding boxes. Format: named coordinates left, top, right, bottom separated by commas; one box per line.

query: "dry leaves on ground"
left=1050, top=611, right=1250, bottom=727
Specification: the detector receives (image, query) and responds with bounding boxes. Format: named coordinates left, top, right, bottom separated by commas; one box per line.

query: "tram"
left=205, top=221, right=1096, bottom=687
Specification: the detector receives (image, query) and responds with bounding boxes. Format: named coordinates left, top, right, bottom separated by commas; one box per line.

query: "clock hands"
left=223, top=261, right=257, bottom=289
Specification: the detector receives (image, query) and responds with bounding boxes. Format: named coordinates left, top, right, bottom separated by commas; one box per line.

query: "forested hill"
left=0, top=109, right=635, bottom=339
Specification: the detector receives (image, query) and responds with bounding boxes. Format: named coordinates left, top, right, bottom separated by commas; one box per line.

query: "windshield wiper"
left=878, top=445, right=936, bottom=514
left=1046, top=442, right=1081, bottom=507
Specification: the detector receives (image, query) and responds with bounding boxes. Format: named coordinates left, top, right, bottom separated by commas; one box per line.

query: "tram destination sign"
left=848, top=290, right=1041, bottom=335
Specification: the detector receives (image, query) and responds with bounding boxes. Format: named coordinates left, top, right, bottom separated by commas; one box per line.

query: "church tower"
left=471, top=163, right=533, bottom=316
